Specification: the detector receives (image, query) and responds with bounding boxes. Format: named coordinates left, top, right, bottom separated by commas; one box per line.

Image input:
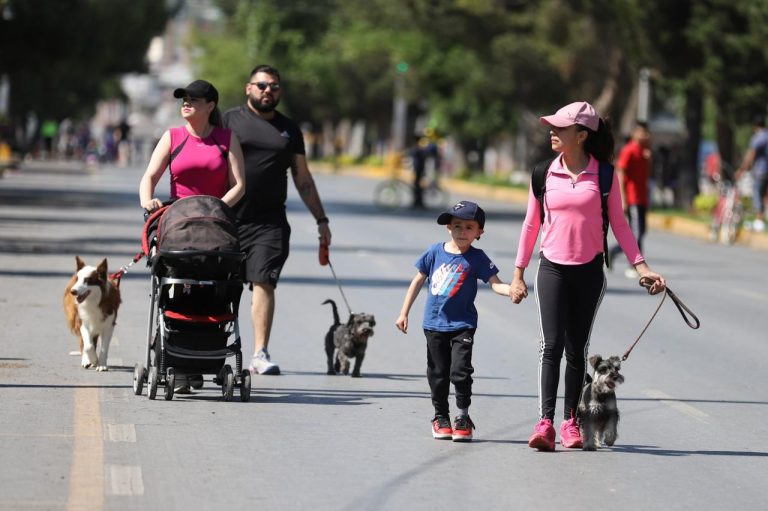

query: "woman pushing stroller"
left=137, top=80, right=245, bottom=396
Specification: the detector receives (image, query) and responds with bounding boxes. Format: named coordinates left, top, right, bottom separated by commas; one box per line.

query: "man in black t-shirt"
left=223, top=64, right=332, bottom=375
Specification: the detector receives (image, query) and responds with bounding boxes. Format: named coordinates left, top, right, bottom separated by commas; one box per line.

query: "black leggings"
left=534, top=254, right=605, bottom=421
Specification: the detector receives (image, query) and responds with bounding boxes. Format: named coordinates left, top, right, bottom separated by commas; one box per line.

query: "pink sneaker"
left=528, top=418, right=556, bottom=451
left=560, top=417, right=583, bottom=448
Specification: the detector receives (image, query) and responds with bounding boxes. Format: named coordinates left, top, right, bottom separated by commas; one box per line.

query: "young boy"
left=396, top=200, right=511, bottom=441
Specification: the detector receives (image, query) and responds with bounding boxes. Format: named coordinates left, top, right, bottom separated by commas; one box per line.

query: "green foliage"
left=693, top=193, right=718, bottom=214
left=0, top=0, right=171, bottom=121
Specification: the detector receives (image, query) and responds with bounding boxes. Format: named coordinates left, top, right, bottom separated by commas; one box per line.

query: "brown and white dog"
left=63, top=256, right=121, bottom=371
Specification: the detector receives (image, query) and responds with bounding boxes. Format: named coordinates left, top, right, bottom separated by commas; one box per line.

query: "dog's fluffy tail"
left=322, top=299, right=340, bottom=326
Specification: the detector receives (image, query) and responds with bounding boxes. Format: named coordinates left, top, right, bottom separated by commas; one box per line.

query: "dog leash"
left=621, top=277, right=700, bottom=361
left=319, top=241, right=353, bottom=316
left=108, top=251, right=145, bottom=287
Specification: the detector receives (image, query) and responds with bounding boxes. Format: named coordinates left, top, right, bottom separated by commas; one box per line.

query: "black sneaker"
left=452, top=415, right=475, bottom=442
left=431, top=415, right=453, bottom=440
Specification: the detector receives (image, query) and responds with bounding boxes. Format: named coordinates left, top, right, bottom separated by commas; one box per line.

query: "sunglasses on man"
left=250, top=81, right=281, bottom=91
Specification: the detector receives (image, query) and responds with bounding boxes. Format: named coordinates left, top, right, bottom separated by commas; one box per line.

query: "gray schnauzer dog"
left=577, top=354, right=625, bottom=451
left=323, top=299, right=376, bottom=377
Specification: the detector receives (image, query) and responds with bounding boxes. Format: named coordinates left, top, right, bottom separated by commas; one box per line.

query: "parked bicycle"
left=373, top=152, right=449, bottom=210
left=710, top=171, right=745, bottom=245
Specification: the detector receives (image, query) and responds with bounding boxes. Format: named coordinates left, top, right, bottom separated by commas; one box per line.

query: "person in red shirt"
left=608, top=122, right=651, bottom=277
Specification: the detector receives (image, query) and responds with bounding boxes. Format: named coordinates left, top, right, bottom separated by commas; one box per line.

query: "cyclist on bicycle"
left=735, top=115, right=768, bottom=232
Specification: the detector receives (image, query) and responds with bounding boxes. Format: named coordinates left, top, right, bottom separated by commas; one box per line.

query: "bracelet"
left=316, top=216, right=329, bottom=225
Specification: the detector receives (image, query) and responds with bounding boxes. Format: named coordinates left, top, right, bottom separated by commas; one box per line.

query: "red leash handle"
left=319, top=240, right=329, bottom=266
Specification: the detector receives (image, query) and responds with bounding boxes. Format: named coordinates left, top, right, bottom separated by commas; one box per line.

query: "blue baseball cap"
left=437, top=200, right=485, bottom=229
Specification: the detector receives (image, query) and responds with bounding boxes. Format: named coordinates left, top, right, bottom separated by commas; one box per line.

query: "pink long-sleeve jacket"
left=515, top=154, right=644, bottom=268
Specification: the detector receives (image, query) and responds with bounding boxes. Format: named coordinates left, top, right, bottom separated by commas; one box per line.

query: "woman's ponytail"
left=581, top=117, right=615, bottom=163
left=209, top=106, right=223, bottom=128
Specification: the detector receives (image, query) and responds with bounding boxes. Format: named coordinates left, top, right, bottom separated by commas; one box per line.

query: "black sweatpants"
left=424, top=328, right=475, bottom=417
left=535, top=254, right=606, bottom=421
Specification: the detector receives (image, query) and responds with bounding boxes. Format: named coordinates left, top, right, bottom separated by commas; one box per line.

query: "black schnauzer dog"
left=323, top=299, right=375, bottom=377
left=577, top=354, right=625, bottom=451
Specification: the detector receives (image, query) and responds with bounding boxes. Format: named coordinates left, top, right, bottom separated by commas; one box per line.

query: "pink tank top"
left=168, top=126, right=231, bottom=200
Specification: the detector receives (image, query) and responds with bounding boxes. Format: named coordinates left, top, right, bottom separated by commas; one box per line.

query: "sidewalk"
left=313, top=161, right=768, bottom=251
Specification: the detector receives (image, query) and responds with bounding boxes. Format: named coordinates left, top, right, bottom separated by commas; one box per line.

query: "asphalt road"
left=0, top=161, right=766, bottom=511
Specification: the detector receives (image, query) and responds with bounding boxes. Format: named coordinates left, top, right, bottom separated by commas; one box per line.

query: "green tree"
left=645, top=0, right=768, bottom=205
left=0, top=0, right=170, bottom=145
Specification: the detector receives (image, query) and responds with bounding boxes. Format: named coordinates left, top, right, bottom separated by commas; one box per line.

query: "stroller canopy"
left=156, top=195, right=240, bottom=254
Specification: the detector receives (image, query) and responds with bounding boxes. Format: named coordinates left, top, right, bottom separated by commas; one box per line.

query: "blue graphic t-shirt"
left=416, top=242, right=499, bottom=331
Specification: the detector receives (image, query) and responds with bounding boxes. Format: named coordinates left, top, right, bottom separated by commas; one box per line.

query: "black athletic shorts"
left=237, top=220, right=291, bottom=288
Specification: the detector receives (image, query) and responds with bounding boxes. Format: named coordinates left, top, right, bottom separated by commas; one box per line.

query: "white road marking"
left=643, top=389, right=710, bottom=423
left=106, top=465, right=144, bottom=496
left=104, top=424, right=136, bottom=443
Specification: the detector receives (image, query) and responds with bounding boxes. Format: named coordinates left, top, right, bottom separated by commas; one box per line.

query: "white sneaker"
left=753, top=219, right=765, bottom=232
left=249, top=349, right=281, bottom=375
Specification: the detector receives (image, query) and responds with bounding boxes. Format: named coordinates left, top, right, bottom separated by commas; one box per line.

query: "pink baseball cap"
left=540, top=101, right=600, bottom=131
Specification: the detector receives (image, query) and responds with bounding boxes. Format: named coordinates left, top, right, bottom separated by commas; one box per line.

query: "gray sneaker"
left=249, top=349, right=281, bottom=375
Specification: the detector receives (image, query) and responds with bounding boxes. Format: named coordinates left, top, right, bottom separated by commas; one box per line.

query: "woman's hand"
left=635, top=263, right=666, bottom=295
left=510, top=277, right=528, bottom=304
left=141, top=198, right=163, bottom=212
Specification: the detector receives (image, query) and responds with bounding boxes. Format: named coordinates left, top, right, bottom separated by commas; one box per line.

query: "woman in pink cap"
left=510, top=101, right=666, bottom=451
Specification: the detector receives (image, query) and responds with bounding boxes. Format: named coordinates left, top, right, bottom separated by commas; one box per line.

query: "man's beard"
left=248, top=96, right=279, bottom=113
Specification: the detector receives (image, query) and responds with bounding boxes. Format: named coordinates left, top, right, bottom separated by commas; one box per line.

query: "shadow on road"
left=0, top=186, right=137, bottom=209
left=612, top=445, right=768, bottom=457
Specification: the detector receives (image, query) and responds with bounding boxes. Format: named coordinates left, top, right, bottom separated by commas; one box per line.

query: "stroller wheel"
left=164, top=367, right=175, bottom=401
left=221, top=365, right=234, bottom=402
left=240, top=370, right=251, bottom=403
left=133, top=363, right=145, bottom=396
left=148, top=366, right=159, bottom=400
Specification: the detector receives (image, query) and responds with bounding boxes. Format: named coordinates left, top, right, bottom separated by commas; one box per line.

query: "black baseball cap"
left=173, top=80, right=219, bottom=103
left=437, top=200, right=486, bottom=229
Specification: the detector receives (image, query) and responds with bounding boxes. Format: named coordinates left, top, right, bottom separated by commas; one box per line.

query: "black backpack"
left=531, top=158, right=615, bottom=268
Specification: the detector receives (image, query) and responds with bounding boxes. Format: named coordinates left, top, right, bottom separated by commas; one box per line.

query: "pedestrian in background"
left=223, top=64, right=331, bottom=375
left=410, top=134, right=427, bottom=209
left=608, top=121, right=652, bottom=278
left=396, top=201, right=511, bottom=442
left=736, top=115, right=768, bottom=232
left=510, top=101, right=666, bottom=452
left=139, top=79, right=245, bottom=212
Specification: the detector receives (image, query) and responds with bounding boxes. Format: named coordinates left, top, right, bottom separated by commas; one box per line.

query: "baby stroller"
left=132, top=195, right=251, bottom=401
